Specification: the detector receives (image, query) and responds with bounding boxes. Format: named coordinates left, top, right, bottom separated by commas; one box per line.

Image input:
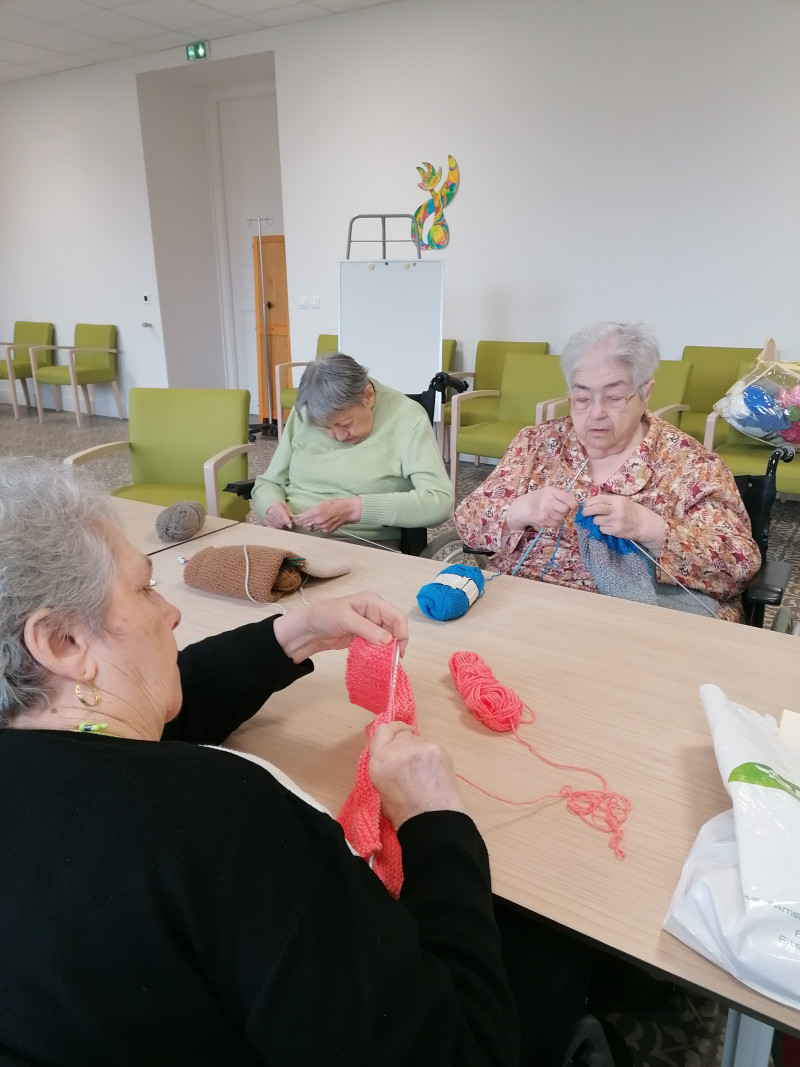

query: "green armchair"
left=680, top=344, right=761, bottom=447
left=449, top=354, right=567, bottom=496
left=1, top=321, right=54, bottom=419
left=64, top=388, right=252, bottom=520
left=31, top=323, right=123, bottom=428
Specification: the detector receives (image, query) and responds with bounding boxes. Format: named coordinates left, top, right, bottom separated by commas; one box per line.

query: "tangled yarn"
left=337, top=638, right=417, bottom=897
left=156, top=500, right=205, bottom=541
left=449, top=651, right=631, bottom=858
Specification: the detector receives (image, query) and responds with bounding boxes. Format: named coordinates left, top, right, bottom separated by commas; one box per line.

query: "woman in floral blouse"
left=454, top=321, right=761, bottom=622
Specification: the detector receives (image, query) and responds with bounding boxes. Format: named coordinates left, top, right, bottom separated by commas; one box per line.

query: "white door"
left=214, top=89, right=284, bottom=416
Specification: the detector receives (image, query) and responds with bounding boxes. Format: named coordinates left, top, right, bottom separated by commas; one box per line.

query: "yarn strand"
left=449, top=651, right=630, bottom=858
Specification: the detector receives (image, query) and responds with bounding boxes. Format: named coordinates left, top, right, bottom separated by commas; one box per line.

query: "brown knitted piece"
left=183, top=545, right=302, bottom=602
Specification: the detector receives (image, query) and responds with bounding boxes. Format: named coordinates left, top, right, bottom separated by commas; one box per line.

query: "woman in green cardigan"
left=252, top=352, right=455, bottom=544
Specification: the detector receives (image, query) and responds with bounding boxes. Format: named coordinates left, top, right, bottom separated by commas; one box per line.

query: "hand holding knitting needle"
left=262, top=502, right=295, bottom=530
left=369, top=722, right=466, bottom=830
left=502, top=485, right=576, bottom=538
left=272, top=592, right=408, bottom=663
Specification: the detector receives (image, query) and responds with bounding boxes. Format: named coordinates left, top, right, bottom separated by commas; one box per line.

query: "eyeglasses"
left=568, top=391, right=639, bottom=413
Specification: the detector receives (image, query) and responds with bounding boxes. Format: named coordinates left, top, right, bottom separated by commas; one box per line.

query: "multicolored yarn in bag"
left=337, top=638, right=418, bottom=897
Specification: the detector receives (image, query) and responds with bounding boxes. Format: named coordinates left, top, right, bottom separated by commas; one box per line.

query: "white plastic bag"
left=664, top=684, right=800, bottom=1009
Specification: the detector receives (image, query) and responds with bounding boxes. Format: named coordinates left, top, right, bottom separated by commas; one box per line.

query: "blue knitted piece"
left=573, top=504, right=638, bottom=555
left=574, top=504, right=716, bottom=616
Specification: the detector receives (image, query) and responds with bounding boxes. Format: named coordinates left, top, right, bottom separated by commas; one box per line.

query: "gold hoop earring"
left=75, top=673, right=101, bottom=709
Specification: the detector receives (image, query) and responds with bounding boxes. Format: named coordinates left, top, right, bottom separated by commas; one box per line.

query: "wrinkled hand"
left=294, top=497, right=363, bottom=534
left=272, top=592, right=408, bottom=663
left=263, top=502, right=294, bottom=529
left=369, top=722, right=465, bottom=830
left=504, top=486, right=575, bottom=536
left=580, top=494, right=666, bottom=555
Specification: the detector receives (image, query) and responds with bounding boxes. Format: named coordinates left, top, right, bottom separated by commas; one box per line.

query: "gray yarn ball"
left=156, top=500, right=206, bottom=542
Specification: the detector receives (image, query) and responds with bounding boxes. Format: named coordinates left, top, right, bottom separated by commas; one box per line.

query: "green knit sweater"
left=251, top=380, right=454, bottom=541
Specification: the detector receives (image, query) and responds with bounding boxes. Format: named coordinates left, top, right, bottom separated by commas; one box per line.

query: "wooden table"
left=150, top=522, right=800, bottom=1048
left=112, top=498, right=238, bottom=556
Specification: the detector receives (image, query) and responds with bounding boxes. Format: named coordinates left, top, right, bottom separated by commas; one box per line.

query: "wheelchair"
left=226, top=370, right=469, bottom=556
left=422, top=446, right=796, bottom=628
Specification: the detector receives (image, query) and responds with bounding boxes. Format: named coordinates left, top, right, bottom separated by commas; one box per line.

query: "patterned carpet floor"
left=2, top=403, right=796, bottom=1065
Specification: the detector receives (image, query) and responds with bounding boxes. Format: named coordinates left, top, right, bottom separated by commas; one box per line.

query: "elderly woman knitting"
left=252, top=352, right=454, bottom=543
left=0, top=457, right=518, bottom=1065
left=455, top=321, right=761, bottom=622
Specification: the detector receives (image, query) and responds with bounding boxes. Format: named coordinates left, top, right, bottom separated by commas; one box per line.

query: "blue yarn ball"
left=416, top=564, right=485, bottom=621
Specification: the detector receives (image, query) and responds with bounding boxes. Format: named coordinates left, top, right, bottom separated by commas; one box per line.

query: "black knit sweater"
left=0, top=618, right=518, bottom=1066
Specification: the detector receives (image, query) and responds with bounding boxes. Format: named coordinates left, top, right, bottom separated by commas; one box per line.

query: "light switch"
left=299, top=296, right=308, bottom=309
left=310, top=295, right=320, bottom=309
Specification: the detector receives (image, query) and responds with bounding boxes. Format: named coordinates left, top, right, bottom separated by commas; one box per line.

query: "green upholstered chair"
left=441, top=340, right=550, bottom=438
left=647, top=359, right=693, bottom=427
left=704, top=361, right=800, bottom=496
left=30, top=323, right=123, bottom=428
left=441, top=338, right=457, bottom=374
left=0, top=321, right=54, bottom=419
left=274, top=333, right=340, bottom=439
left=680, top=345, right=761, bottom=447
left=449, top=354, right=567, bottom=496
left=64, top=388, right=252, bottom=520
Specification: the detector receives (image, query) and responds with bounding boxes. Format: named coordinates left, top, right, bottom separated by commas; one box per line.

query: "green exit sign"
left=186, top=40, right=209, bottom=61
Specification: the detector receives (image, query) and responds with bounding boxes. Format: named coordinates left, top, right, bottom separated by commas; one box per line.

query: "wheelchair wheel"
left=420, top=527, right=492, bottom=570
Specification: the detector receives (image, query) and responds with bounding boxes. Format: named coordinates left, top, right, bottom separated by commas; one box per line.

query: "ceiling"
left=0, top=0, right=397, bottom=85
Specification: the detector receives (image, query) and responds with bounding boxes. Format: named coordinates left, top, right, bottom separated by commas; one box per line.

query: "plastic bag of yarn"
left=713, top=338, right=800, bottom=447
left=416, top=564, right=484, bottom=620
left=664, top=684, right=800, bottom=1009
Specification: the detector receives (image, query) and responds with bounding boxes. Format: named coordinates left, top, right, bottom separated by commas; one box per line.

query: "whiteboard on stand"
left=338, top=260, right=443, bottom=402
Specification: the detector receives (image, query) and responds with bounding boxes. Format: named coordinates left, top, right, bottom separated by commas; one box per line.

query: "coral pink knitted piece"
left=337, top=637, right=417, bottom=897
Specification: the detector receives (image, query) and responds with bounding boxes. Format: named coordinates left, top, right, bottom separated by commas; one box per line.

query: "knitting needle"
left=387, top=642, right=401, bottom=722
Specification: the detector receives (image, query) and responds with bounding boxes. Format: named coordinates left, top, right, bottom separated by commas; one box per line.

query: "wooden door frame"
left=206, top=80, right=277, bottom=399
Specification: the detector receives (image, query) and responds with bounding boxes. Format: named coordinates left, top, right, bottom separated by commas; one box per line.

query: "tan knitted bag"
left=183, top=545, right=350, bottom=603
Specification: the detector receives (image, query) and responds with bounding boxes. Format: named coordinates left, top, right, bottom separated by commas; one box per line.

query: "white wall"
left=274, top=0, right=800, bottom=367
left=0, top=59, right=167, bottom=413
left=2, top=0, right=800, bottom=417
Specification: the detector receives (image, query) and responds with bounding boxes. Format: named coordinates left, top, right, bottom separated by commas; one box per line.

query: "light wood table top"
left=150, top=522, right=800, bottom=1036
left=112, top=498, right=238, bottom=556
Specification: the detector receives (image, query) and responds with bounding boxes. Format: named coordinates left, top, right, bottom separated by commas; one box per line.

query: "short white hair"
left=0, top=457, right=118, bottom=724
left=561, top=322, right=660, bottom=395
left=296, top=352, right=370, bottom=426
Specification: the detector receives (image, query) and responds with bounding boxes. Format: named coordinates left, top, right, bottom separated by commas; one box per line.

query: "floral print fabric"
left=453, top=414, right=761, bottom=622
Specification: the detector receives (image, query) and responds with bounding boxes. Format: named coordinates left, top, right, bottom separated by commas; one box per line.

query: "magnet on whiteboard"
left=403, top=262, right=410, bottom=269
left=368, top=263, right=375, bottom=270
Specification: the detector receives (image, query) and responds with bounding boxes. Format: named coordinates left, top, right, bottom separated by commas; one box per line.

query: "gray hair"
left=561, top=322, right=661, bottom=395
left=0, top=457, right=118, bottom=725
left=296, top=352, right=370, bottom=426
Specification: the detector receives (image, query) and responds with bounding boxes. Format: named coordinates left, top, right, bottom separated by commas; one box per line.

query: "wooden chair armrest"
left=704, top=410, right=720, bottom=450
left=63, top=441, right=131, bottom=467
left=652, top=403, right=689, bottom=420
left=546, top=397, right=570, bottom=421
left=449, top=389, right=500, bottom=472
left=275, top=360, right=310, bottom=395
left=457, top=370, right=475, bottom=380
left=204, top=443, right=253, bottom=517
left=535, top=394, right=568, bottom=424
left=450, top=389, right=500, bottom=435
